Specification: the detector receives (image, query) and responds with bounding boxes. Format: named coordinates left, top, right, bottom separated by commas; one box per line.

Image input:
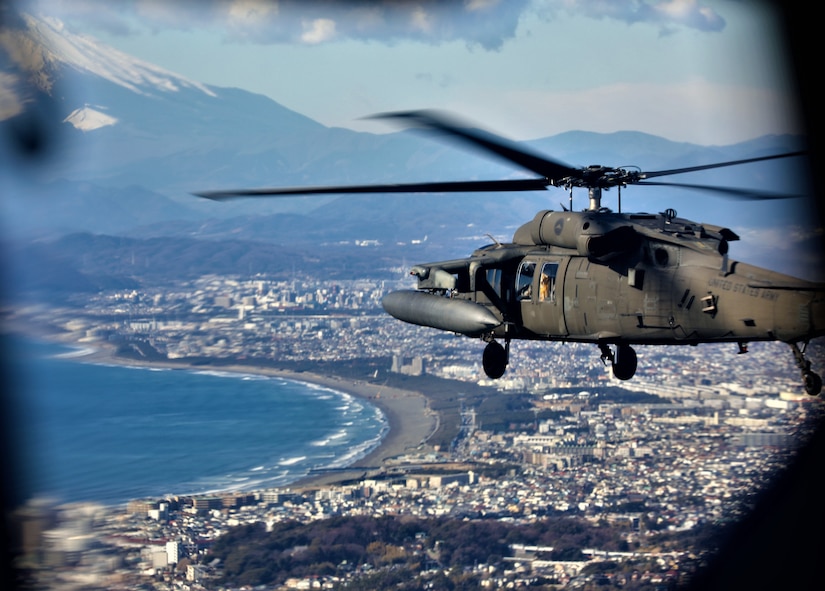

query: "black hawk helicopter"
left=197, top=110, right=825, bottom=396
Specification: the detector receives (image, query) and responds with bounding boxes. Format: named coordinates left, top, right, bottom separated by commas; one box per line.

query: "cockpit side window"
left=486, top=267, right=502, bottom=297
left=516, top=261, right=536, bottom=301
left=539, top=262, right=558, bottom=302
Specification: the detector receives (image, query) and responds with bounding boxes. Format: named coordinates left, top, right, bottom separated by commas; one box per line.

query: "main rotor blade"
left=195, top=177, right=550, bottom=200
left=639, top=151, right=806, bottom=180
left=368, top=109, right=578, bottom=182
left=636, top=180, right=803, bottom=200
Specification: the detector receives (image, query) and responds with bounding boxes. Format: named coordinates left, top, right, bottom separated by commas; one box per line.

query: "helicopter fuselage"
left=382, top=209, right=825, bottom=391
left=478, top=246, right=823, bottom=346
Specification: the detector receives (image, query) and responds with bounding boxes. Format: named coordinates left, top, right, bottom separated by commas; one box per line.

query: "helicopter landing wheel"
left=803, top=371, right=822, bottom=397
left=482, top=340, right=508, bottom=380
left=612, top=344, right=637, bottom=381
left=789, top=341, right=822, bottom=396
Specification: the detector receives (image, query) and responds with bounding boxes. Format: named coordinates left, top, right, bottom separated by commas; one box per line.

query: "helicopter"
left=196, top=110, right=825, bottom=396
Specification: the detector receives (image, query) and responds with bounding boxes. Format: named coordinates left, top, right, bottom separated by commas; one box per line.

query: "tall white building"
left=166, top=540, right=180, bottom=565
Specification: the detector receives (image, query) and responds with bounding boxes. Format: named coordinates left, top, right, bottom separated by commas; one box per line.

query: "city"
left=5, top=272, right=825, bottom=590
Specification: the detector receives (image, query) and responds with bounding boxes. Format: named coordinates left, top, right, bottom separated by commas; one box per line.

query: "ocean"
left=3, top=337, right=386, bottom=506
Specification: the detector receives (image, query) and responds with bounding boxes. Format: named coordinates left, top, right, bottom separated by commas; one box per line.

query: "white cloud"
left=559, top=0, right=725, bottom=32
left=409, top=6, right=434, bottom=34
left=226, top=0, right=280, bottom=25
left=652, top=0, right=725, bottom=31
left=465, top=0, right=502, bottom=11
left=301, top=18, right=336, bottom=45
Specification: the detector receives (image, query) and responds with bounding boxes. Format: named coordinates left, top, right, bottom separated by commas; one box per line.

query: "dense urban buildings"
left=5, top=273, right=824, bottom=589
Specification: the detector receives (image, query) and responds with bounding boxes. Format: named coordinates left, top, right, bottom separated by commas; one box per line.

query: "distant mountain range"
left=1, top=11, right=821, bottom=291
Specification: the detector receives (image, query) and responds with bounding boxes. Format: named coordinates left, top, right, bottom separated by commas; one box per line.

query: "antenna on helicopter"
left=485, top=233, right=502, bottom=247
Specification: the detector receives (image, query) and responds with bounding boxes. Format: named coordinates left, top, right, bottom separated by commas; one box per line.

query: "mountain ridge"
left=1, top=12, right=818, bottom=281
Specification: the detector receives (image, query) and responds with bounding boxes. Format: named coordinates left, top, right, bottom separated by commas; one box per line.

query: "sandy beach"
left=74, top=343, right=439, bottom=490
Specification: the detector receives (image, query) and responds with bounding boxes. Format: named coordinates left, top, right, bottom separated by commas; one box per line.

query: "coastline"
left=66, top=340, right=439, bottom=491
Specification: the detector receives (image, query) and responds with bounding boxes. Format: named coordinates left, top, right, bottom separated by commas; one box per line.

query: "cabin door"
left=519, top=258, right=568, bottom=337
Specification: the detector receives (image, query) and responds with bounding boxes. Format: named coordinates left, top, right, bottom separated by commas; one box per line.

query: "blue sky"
left=25, top=0, right=800, bottom=145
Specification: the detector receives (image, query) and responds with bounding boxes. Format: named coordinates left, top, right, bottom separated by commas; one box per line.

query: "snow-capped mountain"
left=1, top=12, right=327, bottom=174
left=1, top=11, right=357, bottom=232
left=6, top=13, right=216, bottom=101
left=63, top=105, right=117, bottom=131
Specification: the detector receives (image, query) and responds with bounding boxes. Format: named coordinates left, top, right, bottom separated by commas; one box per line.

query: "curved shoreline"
left=66, top=342, right=439, bottom=491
